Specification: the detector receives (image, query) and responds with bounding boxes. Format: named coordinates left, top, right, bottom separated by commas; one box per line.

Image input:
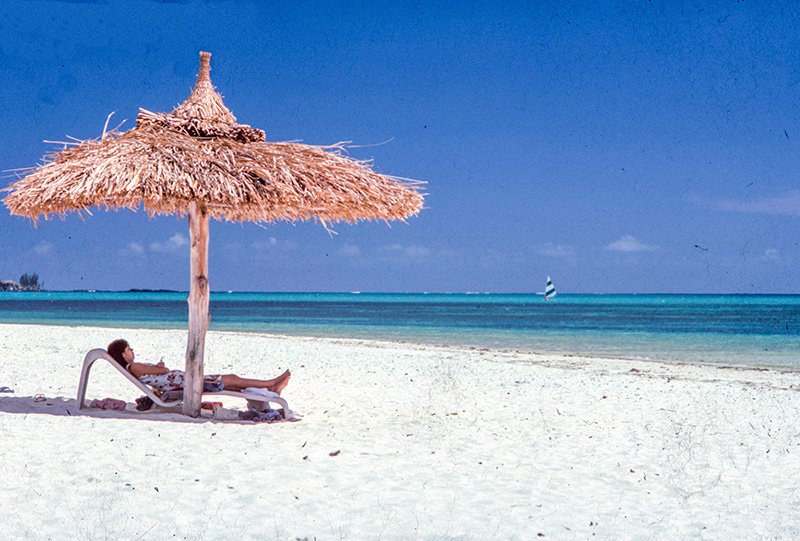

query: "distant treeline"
left=0, top=272, right=44, bottom=291
left=127, top=289, right=179, bottom=293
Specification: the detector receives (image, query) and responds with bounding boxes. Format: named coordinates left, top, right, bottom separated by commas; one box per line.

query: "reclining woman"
left=106, top=338, right=290, bottom=396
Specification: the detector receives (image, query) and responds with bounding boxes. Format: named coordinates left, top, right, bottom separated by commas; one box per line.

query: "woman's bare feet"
left=270, top=370, right=291, bottom=395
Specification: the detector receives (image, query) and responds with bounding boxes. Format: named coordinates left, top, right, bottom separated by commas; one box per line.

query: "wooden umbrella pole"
left=183, top=200, right=210, bottom=417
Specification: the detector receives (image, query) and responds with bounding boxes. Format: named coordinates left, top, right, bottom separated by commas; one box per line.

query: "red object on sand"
left=201, top=401, right=223, bottom=410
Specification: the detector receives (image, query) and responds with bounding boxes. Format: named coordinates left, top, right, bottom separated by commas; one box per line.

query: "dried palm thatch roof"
left=3, top=52, right=424, bottom=224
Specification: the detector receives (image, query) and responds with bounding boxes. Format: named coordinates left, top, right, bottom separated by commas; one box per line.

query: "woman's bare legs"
left=220, top=370, right=290, bottom=394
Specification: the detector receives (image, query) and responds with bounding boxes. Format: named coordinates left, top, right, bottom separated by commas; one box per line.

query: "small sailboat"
left=544, top=276, right=556, bottom=301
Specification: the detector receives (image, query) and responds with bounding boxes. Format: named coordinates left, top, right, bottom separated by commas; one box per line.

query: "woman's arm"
left=128, top=362, right=169, bottom=378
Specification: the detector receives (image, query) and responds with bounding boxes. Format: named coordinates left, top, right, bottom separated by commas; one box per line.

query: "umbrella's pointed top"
left=137, top=51, right=265, bottom=142
left=197, top=51, right=212, bottom=83
left=170, top=51, right=238, bottom=124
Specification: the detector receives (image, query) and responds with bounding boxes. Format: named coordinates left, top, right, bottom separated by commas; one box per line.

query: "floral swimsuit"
left=138, top=370, right=223, bottom=393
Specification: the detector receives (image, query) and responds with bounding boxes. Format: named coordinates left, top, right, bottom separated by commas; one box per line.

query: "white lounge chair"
left=76, top=348, right=295, bottom=419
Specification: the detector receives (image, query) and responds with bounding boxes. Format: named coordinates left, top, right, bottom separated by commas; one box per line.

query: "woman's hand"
left=128, top=362, right=169, bottom=378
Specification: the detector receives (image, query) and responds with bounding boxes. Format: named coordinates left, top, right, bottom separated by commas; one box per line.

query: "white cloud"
left=718, top=190, right=800, bottom=217
left=537, top=243, right=575, bottom=258
left=171, top=233, right=189, bottom=247
left=150, top=233, right=189, bottom=253
left=252, top=237, right=289, bottom=251
left=34, top=241, right=53, bottom=255
left=762, top=248, right=780, bottom=261
left=383, top=244, right=432, bottom=258
left=127, top=242, right=145, bottom=255
left=405, top=246, right=432, bottom=257
left=605, top=235, right=657, bottom=252
left=338, top=244, right=361, bottom=257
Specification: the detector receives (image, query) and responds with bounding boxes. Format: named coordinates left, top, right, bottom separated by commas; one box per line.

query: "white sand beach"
left=1, top=323, right=799, bottom=539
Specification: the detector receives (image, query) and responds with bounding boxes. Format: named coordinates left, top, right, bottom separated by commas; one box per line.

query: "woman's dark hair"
left=107, top=339, right=130, bottom=368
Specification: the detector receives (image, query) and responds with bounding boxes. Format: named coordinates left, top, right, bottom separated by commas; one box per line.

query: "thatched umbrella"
left=3, top=52, right=424, bottom=417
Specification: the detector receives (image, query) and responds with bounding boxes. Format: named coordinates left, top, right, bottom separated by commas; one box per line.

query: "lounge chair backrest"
left=77, top=349, right=182, bottom=408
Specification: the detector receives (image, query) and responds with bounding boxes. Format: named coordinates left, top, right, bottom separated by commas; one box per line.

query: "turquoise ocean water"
left=0, top=291, right=798, bottom=369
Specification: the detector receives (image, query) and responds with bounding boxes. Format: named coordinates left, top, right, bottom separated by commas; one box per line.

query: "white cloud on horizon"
left=701, top=190, right=800, bottom=217
left=252, top=237, right=279, bottom=250
left=405, top=246, right=432, bottom=257
left=150, top=233, right=189, bottom=253
left=385, top=244, right=432, bottom=258
left=721, top=190, right=800, bottom=217
left=127, top=242, right=145, bottom=255
left=537, top=243, right=575, bottom=258
left=34, top=241, right=53, bottom=255
left=605, top=235, right=657, bottom=252
left=338, top=243, right=361, bottom=257
left=762, top=248, right=780, bottom=261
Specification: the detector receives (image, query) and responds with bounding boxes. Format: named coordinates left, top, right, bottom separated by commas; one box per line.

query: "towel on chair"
left=242, top=387, right=280, bottom=398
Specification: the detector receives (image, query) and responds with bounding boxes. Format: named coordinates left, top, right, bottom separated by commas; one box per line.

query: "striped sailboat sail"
left=544, top=276, right=556, bottom=301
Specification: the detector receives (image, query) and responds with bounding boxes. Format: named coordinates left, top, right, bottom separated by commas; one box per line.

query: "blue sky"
left=1, top=0, right=798, bottom=293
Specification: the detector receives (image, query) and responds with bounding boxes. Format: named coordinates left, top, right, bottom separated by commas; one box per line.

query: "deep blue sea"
left=0, top=291, right=798, bottom=369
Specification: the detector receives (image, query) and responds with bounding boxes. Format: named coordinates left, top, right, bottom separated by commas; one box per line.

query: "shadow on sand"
left=0, top=395, right=220, bottom=423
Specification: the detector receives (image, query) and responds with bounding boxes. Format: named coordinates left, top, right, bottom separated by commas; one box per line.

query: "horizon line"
left=1, top=290, right=798, bottom=296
